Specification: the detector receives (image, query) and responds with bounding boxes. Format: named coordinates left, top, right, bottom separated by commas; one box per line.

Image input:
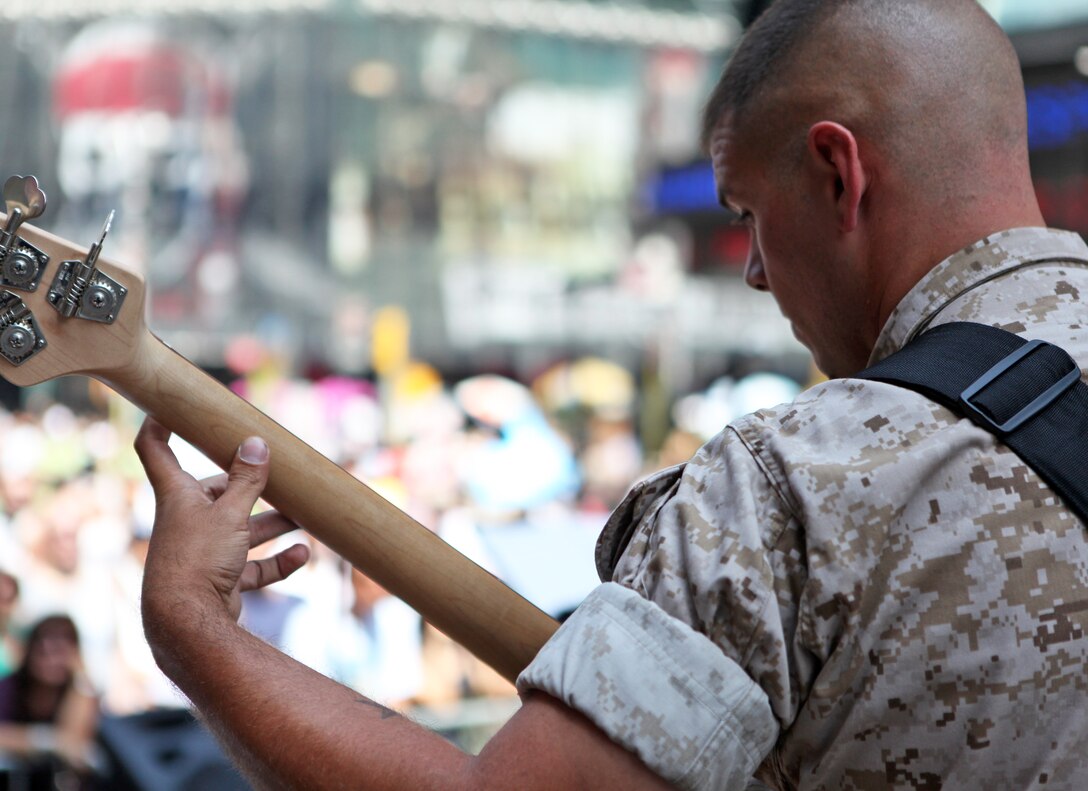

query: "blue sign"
left=644, top=161, right=719, bottom=214
left=1026, top=81, right=1088, bottom=151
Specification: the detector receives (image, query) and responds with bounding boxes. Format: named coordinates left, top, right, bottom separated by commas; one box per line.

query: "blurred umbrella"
left=455, top=375, right=579, bottom=512
left=454, top=374, right=534, bottom=429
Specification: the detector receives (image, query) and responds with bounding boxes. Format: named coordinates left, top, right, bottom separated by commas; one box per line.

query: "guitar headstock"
left=0, top=175, right=146, bottom=387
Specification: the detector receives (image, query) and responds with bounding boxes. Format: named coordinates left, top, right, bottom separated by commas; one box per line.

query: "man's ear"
left=807, top=121, right=867, bottom=233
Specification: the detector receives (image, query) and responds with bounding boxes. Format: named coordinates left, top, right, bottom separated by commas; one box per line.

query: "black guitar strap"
left=856, top=321, right=1088, bottom=525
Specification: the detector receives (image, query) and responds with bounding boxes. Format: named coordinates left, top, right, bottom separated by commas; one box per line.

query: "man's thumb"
left=224, top=436, right=270, bottom=505
left=238, top=437, right=269, bottom=466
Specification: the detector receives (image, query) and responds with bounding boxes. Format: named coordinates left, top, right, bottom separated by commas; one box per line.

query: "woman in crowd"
left=0, top=614, right=99, bottom=790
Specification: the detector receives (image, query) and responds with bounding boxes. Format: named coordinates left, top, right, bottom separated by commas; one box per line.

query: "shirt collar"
left=868, top=227, right=1088, bottom=365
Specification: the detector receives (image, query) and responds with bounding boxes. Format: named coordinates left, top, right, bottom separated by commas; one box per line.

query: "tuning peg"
left=2, top=175, right=46, bottom=226
left=0, top=292, right=46, bottom=366
left=0, top=176, right=50, bottom=293
left=47, top=209, right=127, bottom=324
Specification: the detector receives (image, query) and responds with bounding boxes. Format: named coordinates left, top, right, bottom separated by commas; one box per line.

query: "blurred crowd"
left=0, top=352, right=800, bottom=784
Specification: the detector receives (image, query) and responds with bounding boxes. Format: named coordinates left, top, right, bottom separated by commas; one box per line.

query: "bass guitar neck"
left=0, top=176, right=559, bottom=684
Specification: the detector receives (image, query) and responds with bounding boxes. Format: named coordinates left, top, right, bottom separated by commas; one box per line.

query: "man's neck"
left=868, top=193, right=1046, bottom=346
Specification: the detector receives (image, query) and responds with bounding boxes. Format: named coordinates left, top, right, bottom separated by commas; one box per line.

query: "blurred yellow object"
left=393, top=362, right=443, bottom=400
left=533, top=357, right=635, bottom=413
left=372, top=306, right=411, bottom=377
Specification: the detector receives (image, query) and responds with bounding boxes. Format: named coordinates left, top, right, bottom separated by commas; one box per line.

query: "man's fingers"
left=239, top=544, right=310, bottom=593
left=134, top=417, right=190, bottom=495
left=200, top=473, right=230, bottom=500
left=216, top=437, right=271, bottom=515
left=249, top=510, right=303, bottom=548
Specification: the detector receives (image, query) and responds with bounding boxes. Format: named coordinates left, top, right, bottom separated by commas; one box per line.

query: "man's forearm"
left=135, top=423, right=676, bottom=791
left=145, top=597, right=471, bottom=791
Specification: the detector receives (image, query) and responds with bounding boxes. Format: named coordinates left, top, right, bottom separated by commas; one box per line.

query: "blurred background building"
left=0, top=0, right=1083, bottom=786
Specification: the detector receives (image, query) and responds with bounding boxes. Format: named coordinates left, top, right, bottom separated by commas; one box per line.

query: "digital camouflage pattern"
left=598, top=228, right=1088, bottom=789
left=518, top=582, right=779, bottom=790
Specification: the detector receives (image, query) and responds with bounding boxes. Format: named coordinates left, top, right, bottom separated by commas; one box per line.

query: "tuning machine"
left=47, top=211, right=127, bottom=324
left=0, top=175, right=50, bottom=292
left=0, top=291, right=46, bottom=366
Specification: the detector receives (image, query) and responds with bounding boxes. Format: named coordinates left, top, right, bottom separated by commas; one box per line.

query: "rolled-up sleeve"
left=517, top=582, right=779, bottom=791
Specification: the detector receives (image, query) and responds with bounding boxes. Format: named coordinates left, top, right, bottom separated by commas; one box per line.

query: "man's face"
left=709, top=116, right=868, bottom=377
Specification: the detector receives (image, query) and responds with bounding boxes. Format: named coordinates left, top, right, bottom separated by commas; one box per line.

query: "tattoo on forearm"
left=356, top=698, right=400, bottom=720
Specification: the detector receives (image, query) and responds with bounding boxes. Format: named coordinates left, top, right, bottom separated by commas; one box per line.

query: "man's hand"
left=135, top=417, right=310, bottom=628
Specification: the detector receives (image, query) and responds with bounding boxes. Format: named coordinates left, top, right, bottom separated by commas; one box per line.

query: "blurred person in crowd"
left=237, top=533, right=332, bottom=672
left=0, top=572, right=19, bottom=677
left=239, top=534, right=310, bottom=652
left=414, top=624, right=514, bottom=708
left=0, top=615, right=99, bottom=790
left=15, top=481, right=90, bottom=619
left=0, top=415, right=46, bottom=569
left=318, top=569, right=423, bottom=708
left=577, top=410, right=642, bottom=513
left=134, top=1, right=1088, bottom=789
left=0, top=416, right=45, bottom=521
left=14, top=480, right=116, bottom=693
left=395, top=392, right=468, bottom=531
left=239, top=584, right=309, bottom=652
left=651, top=428, right=703, bottom=472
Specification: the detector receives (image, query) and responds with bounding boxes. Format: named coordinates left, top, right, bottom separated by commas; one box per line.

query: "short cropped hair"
left=701, top=0, right=833, bottom=150
left=700, top=0, right=1025, bottom=165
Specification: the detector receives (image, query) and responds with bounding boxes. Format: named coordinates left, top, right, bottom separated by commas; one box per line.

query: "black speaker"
left=96, top=709, right=250, bottom=791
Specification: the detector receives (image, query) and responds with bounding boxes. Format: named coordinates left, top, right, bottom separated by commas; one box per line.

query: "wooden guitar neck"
left=0, top=197, right=559, bottom=685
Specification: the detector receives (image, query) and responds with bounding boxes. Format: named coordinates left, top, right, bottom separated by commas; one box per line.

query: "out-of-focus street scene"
left=0, top=0, right=1084, bottom=787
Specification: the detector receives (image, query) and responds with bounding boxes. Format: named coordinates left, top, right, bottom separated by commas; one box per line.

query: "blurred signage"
left=1026, top=80, right=1088, bottom=151
left=1023, top=46, right=1088, bottom=236
left=441, top=265, right=800, bottom=355
left=643, top=162, right=718, bottom=215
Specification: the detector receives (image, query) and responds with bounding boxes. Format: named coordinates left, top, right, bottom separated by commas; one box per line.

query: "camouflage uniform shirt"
left=518, top=227, right=1088, bottom=790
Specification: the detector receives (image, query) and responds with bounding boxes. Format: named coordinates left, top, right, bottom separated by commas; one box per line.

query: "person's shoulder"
left=727, top=376, right=922, bottom=437
left=724, top=376, right=965, bottom=469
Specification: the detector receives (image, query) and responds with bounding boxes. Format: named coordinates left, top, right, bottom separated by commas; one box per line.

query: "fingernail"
left=239, top=437, right=268, bottom=464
